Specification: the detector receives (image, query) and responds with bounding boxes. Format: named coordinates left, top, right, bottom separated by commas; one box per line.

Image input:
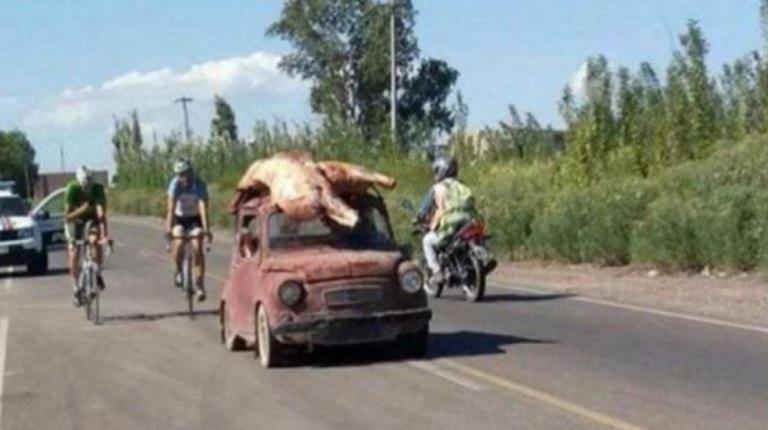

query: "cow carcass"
left=233, top=152, right=395, bottom=227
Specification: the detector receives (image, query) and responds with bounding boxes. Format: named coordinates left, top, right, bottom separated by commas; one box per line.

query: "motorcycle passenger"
left=165, top=159, right=211, bottom=302
left=422, top=156, right=477, bottom=286
left=65, top=165, right=110, bottom=307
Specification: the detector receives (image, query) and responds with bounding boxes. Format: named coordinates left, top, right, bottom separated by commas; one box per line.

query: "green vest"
left=436, top=178, right=477, bottom=243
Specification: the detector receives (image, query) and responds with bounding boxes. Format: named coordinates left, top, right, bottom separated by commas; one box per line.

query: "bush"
left=529, top=178, right=654, bottom=265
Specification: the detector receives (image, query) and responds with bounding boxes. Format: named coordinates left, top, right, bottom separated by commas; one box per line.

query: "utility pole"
left=174, top=96, right=194, bottom=141
left=390, top=0, right=397, bottom=145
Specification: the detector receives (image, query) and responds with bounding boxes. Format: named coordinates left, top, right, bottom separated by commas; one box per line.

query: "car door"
left=229, top=212, right=262, bottom=334
left=32, top=188, right=67, bottom=252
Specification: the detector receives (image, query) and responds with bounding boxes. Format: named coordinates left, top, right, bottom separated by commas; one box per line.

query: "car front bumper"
left=0, top=241, right=39, bottom=266
left=273, top=307, right=432, bottom=346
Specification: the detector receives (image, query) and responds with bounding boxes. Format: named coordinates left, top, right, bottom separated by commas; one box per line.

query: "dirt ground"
left=491, top=261, right=768, bottom=327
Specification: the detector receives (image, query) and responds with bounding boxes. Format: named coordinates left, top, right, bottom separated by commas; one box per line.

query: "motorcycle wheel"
left=462, top=256, right=486, bottom=302
left=421, top=259, right=444, bottom=299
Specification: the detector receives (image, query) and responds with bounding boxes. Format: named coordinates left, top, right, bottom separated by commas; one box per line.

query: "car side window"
left=238, top=214, right=260, bottom=258
left=39, top=189, right=67, bottom=217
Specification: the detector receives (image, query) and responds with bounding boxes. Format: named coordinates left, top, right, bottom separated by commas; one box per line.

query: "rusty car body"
left=220, top=191, right=431, bottom=367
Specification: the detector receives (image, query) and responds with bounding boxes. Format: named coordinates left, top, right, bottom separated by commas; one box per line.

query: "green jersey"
left=65, top=181, right=106, bottom=222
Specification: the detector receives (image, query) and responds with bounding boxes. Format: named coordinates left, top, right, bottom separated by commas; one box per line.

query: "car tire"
left=27, top=250, right=48, bottom=276
left=221, top=302, right=246, bottom=351
left=397, top=325, right=429, bottom=359
left=255, top=305, right=281, bottom=368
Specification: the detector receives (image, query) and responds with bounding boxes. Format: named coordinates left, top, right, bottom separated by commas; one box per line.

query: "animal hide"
left=234, top=152, right=396, bottom=227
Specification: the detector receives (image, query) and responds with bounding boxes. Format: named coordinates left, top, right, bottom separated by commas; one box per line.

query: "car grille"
left=324, top=286, right=383, bottom=307
left=0, top=230, right=18, bottom=241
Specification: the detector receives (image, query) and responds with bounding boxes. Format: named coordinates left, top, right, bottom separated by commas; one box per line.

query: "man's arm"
left=64, top=184, right=90, bottom=222
left=199, top=199, right=211, bottom=241
left=165, top=196, right=175, bottom=235
left=429, top=184, right=446, bottom=231
left=95, top=186, right=108, bottom=239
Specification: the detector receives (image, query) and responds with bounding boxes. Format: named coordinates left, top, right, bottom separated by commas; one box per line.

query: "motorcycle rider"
left=422, top=156, right=477, bottom=286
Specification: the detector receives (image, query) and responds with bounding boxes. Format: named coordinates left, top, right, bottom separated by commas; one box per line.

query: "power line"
left=174, top=96, right=194, bottom=142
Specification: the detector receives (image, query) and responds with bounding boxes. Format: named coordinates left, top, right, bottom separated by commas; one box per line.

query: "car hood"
left=263, top=248, right=402, bottom=281
left=0, top=216, right=33, bottom=231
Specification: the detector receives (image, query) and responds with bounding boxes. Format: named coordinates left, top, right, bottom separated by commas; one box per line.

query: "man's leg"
left=190, top=230, right=206, bottom=301
left=422, top=232, right=442, bottom=279
left=90, top=228, right=105, bottom=290
left=66, top=222, right=84, bottom=306
left=171, top=225, right=185, bottom=287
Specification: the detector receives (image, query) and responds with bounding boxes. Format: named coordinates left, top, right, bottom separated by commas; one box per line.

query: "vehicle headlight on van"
left=400, top=269, right=423, bottom=294
left=18, top=228, right=34, bottom=239
left=278, top=281, right=305, bottom=307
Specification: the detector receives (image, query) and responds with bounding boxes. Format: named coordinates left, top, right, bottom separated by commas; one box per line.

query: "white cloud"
left=23, top=51, right=304, bottom=131
left=569, top=61, right=589, bottom=101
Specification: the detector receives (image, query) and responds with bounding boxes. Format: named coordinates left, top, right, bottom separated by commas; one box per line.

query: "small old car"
left=220, top=190, right=431, bottom=367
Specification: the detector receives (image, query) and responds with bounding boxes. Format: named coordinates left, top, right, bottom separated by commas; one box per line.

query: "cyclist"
left=65, top=166, right=110, bottom=307
left=165, top=159, right=211, bottom=302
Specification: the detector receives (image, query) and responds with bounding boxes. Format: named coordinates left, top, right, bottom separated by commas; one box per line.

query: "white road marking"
left=0, top=317, right=9, bottom=430
left=492, top=283, right=768, bottom=335
left=440, top=359, right=646, bottom=430
left=407, top=360, right=486, bottom=391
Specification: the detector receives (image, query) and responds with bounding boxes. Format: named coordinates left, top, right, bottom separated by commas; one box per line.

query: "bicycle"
left=75, top=221, right=111, bottom=325
left=166, top=231, right=210, bottom=319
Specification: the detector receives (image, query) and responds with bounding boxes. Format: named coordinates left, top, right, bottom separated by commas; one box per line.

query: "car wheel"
left=221, top=302, right=246, bottom=351
left=397, top=325, right=429, bottom=359
left=27, top=251, right=48, bottom=276
left=255, top=305, right=281, bottom=368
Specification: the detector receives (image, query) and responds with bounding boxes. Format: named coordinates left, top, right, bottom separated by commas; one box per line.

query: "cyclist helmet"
left=173, top=158, right=192, bottom=175
left=432, top=156, right=458, bottom=181
left=75, top=165, right=92, bottom=186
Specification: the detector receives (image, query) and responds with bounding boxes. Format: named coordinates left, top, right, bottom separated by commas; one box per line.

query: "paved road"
left=0, top=218, right=767, bottom=430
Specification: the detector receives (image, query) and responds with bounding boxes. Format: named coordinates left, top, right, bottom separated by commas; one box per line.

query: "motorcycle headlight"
left=278, top=281, right=305, bottom=307
left=18, top=228, right=34, bottom=239
left=400, top=269, right=423, bottom=294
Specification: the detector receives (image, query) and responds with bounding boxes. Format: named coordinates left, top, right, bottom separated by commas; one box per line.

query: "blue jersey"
left=167, top=176, right=208, bottom=218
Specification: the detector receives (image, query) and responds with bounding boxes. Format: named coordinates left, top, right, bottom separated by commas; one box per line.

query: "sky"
left=0, top=0, right=763, bottom=173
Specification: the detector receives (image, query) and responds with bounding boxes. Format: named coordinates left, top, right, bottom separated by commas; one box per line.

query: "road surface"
left=0, top=218, right=766, bottom=430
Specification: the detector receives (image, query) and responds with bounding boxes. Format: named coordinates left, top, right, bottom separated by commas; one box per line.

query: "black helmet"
left=432, top=156, right=458, bottom=181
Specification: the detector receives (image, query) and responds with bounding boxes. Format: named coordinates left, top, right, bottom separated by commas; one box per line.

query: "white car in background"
left=0, top=184, right=67, bottom=275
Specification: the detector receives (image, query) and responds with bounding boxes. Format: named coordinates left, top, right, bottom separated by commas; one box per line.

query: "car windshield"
left=0, top=197, right=27, bottom=216
left=268, top=205, right=394, bottom=251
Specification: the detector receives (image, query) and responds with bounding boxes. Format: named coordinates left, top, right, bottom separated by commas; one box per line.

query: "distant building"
left=34, top=171, right=109, bottom=199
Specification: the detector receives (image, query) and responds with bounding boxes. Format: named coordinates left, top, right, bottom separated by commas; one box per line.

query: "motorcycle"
left=402, top=199, right=497, bottom=302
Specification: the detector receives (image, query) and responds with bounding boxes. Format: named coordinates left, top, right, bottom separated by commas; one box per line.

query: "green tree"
left=679, top=20, right=719, bottom=153
left=268, top=0, right=458, bottom=145
left=0, top=130, right=38, bottom=198
left=210, top=95, right=238, bottom=141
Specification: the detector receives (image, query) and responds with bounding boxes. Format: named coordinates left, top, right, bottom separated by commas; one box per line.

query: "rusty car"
left=220, top=191, right=431, bottom=367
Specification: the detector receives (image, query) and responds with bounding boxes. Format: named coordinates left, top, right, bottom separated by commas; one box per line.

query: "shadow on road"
left=99, top=309, right=218, bottom=325
left=479, top=292, right=575, bottom=303
left=0, top=267, right=69, bottom=279
left=300, top=330, right=553, bottom=369
left=427, top=330, right=553, bottom=359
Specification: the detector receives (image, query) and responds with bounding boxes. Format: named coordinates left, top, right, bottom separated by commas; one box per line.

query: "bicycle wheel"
left=184, top=249, right=194, bottom=319
left=83, top=269, right=93, bottom=321
left=92, top=283, right=100, bottom=326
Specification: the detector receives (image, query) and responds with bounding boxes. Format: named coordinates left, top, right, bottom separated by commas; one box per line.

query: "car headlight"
left=278, top=281, right=305, bottom=307
left=18, top=228, right=34, bottom=239
left=400, top=269, right=423, bottom=294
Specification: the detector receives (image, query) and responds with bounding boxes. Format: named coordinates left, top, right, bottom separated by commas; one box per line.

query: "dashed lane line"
left=439, top=359, right=647, bottom=430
